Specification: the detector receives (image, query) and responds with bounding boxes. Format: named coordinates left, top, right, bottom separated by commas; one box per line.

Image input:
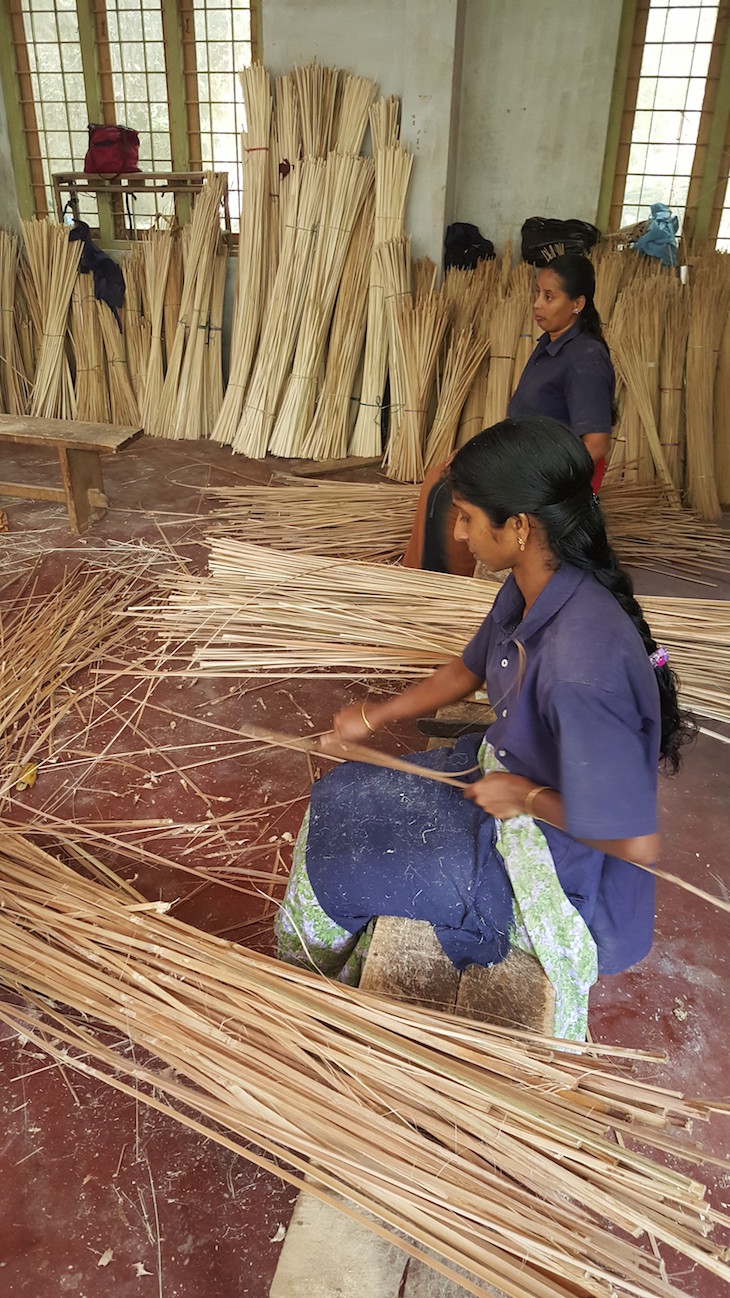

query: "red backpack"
left=84, top=124, right=140, bottom=176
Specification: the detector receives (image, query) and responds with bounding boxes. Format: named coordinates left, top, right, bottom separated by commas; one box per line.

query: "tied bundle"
left=211, top=64, right=273, bottom=446
left=70, top=278, right=110, bottom=424
left=0, top=230, right=27, bottom=415
left=140, top=226, right=174, bottom=438
left=301, top=189, right=375, bottom=460
left=685, top=252, right=730, bottom=519
left=350, top=133, right=413, bottom=456
left=268, top=152, right=374, bottom=458
left=482, top=291, right=526, bottom=428
left=22, top=220, right=80, bottom=420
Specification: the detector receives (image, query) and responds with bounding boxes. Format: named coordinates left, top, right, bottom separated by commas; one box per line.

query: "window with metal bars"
left=606, top=0, right=730, bottom=249
left=3, top=0, right=256, bottom=236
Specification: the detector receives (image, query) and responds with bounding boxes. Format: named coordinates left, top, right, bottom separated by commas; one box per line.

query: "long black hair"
left=546, top=253, right=606, bottom=345
left=449, top=417, right=695, bottom=773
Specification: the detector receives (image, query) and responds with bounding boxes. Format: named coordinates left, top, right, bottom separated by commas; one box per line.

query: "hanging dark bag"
left=521, top=216, right=600, bottom=265
left=84, top=124, right=140, bottom=176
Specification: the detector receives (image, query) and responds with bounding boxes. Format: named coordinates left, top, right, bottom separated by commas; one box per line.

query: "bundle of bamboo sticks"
left=349, top=137, right=413, bottom=456
left=384, top=289, right=450, bottom=482
left=134, top=539, right=730, bottom=721
left=686, top=253, right=730, bottom=519
left=232, top=158, right=326, bottom=458
left=70, top=278, right=110, bottom=424
left=482, top=291, right=526, bottom=428
left=1, top=833, right=728, bottom=1298
left=22, top=219, right=80, bottom=419
left=211, top=64, right=273, bottom=446
left=140, top=226, right=174, bottom=437
left=300, top=190, right=376, bottom=460
left=268, top=152, right=374, bottom=458
left=0, top=229, right=27, bottom=414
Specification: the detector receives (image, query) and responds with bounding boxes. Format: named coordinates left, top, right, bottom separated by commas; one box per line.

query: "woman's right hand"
left=329, top=702, right=378, bottom=742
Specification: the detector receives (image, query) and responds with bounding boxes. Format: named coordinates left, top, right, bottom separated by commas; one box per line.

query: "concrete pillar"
left=0, top=91, right=21, bottom=232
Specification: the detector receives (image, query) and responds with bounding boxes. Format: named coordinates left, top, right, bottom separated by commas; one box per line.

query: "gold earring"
left=517, top=535, right=525, bottom=552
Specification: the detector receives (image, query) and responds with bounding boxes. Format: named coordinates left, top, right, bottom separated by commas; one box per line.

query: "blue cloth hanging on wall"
left=633, top=203, right=678, bottom=268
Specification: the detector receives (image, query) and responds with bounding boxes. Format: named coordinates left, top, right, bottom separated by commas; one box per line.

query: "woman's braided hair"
left=449, top=416, right=696, bottom=772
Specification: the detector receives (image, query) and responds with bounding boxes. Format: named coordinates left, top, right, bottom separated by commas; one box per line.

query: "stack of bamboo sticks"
left=1, top=832, right=728, bottom=1298
left=22, top=219, right=80, bottom=419
left=133, top=539, right=730, bottom=721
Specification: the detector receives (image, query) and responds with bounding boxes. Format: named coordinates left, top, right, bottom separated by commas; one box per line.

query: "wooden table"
left=0, top=416, right=142, bottom=533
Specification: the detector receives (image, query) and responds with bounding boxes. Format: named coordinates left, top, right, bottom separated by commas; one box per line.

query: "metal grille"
left=620, top=0, right=720, bottom=229
left=191, top=0, right=254, bottom=230
left=20, top=0, right=94, bottom=221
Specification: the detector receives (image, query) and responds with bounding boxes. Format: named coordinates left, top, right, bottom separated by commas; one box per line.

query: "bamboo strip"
left=424, top=326, right=490, bottom=470
left=0, top=834, right=728, bottom=1298
left=140, top=227, right=174, bottom=437
left=483, top=293, right=525, bottom=428
left=383, top=289, right=451, bottom=482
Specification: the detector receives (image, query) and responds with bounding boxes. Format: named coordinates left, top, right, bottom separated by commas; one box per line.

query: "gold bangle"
left=524, top=784, right=549, bottom=817
left=360, top=702, right=376, bottom=734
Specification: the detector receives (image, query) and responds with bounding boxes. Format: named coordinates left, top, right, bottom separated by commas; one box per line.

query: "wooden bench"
left=0, top=415, right=142, bottom=534
left=271, top=702, right=555, bottom=1298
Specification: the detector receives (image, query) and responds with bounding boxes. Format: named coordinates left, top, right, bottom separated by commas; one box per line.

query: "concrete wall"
left=262, top=0, right=464, bottom=260
left=455, top=0, right=623, bottom=251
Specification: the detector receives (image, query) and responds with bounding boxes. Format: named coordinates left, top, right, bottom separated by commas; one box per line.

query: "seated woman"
left=275, top=417, right=694, bottom=1040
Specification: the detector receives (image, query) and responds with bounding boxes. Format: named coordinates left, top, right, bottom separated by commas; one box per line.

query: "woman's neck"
left=513, top=554, right=558, bottom=616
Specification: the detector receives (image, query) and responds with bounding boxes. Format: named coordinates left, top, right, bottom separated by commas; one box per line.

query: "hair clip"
left=649, top=646, right=668, bottom=669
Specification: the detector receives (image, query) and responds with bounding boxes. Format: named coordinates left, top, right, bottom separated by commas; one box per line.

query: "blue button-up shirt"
left=462, top=563, right=660, bottom=974
left=507, top=321, right=615, bottom=437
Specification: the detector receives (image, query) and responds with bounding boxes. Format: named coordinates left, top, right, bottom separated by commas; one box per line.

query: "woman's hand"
left=462, top=772, right=534, bottom=818
left=318, top=702, right=376, bottom=750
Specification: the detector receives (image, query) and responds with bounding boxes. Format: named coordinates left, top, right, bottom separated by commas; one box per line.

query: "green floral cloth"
left=275, top=743, right=597, bottom=1039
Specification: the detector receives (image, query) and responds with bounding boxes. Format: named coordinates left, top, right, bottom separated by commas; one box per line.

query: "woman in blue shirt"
left=404, top=254, right=615, bottom=573
left=276, top=418, right=693, bottom=1037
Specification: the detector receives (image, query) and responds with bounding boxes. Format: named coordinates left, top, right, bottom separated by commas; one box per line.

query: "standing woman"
left=403, top=253, right=615, bottom=573
left=507, top=253, right=614, bottom=490
left=275, top=418, right=694, bottom=1040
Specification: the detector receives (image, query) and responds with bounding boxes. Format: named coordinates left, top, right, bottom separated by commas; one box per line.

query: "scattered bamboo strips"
left=0, top=567, right=146, bottom=798
left=350, top=142, right=413, bottom=456
left=1, top=834, right=729, bottom=1298
left=424, top=326, right=490, bottom=470
left=0, top=230, right=27, bottom=414
left=140, top=226, right=174, bottom=437
left=134, top=539, right=730, bottom=722
left=156, top=172, right=227, bottom=440
left=269, top=152, right=374, bottom=458
left=211, top=65, right=272, bottom=446
left=96, top=299, right=140, bottom=427
left=686, top=254, right=730, bottom=519
left=22, top=219, right=80, bottom=419
left=301, top=189, right=375, bottom=460
left=482, top=292, right=525, bottom=428
left=70, top=278, right=110, bottom=424
left=232, top=159, right=326, bottom=458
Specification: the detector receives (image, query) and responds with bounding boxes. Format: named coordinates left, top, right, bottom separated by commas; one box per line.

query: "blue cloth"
left=507, top=321, right=615, bottom=437
left=305, top=740, right=515, bottom=970
left=462, top=564, right=660, bottom=975
left=633, top=203, right=678, bottom=268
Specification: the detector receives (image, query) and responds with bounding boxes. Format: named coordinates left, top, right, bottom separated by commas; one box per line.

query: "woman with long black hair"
left=275, top=418, right=694, bottom=1039
left=403, top=253, right=615, bottom=573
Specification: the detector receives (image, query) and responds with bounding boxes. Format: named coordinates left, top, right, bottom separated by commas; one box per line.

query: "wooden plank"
left=58, top=447, right=108, bottom=534
left=0, top=415, right=142, bottom=453
left=0, top=481, right=65, bottom=503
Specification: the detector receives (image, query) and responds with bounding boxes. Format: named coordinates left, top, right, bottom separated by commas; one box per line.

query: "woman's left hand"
left=463, top=772, right=533, bottom=818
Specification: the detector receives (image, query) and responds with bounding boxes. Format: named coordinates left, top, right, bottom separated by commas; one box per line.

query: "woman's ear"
left=574, top=294, right=587, bottom=315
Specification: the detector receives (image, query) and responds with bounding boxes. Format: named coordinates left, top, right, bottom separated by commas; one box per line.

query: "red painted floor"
left=1, top=435, right=729, bottom=1298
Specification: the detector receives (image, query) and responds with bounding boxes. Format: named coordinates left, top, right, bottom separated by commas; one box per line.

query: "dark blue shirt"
left=507, top=321, right=615, bottom=437
left=462, top=563, right=661, bottom=975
